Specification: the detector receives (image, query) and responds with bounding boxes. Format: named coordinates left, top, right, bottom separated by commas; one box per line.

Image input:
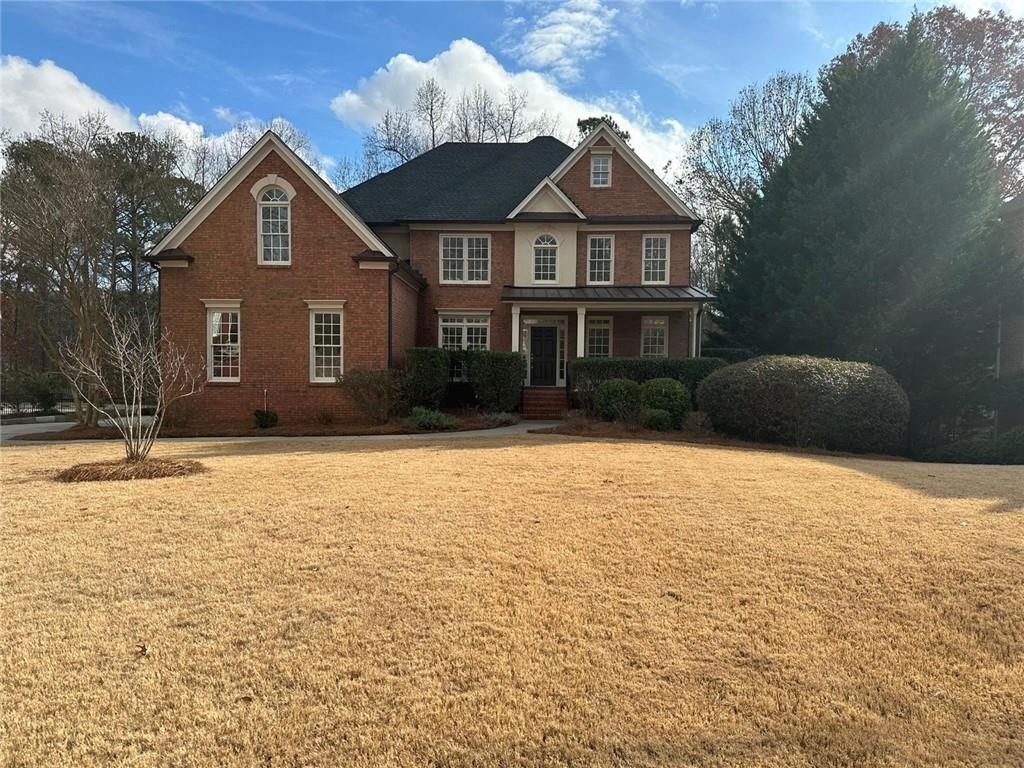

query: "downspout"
left=387, top=265, right=394, bottom=368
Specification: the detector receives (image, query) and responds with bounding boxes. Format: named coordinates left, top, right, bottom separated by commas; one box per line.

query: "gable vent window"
left=259, top=187, right=291, bottom=264
left=533, top=234, right=558, bottom=283
left=590, top=154, right=611, bottom=187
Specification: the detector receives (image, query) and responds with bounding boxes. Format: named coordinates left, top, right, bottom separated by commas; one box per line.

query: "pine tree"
left=714, top=17, right=1021, bottom=449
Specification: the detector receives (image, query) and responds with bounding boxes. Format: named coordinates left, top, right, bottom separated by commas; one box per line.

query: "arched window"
left=259, top=186, right=291, bottom=264
left=533, top=233, right=557, bottom=282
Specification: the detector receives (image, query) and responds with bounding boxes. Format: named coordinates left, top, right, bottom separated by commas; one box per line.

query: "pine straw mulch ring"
left=55, top=458, right=206, bottom=483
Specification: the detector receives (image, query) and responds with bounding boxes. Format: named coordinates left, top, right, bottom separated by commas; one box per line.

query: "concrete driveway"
left=0, top=421, right=75, bottom=445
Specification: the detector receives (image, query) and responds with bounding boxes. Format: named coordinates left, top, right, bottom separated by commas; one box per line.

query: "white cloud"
left=1, top=57, right=330, bottom=178
left=0, top=55, right=136, bottom=137
left=330, top=38, right=687, bottom=176
left=508, top=0, right=619, bottom=82
left=948, top=0, right=1024, bottom=15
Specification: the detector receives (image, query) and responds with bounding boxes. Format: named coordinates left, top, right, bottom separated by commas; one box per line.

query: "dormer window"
left=590, top=153, right=611, bottom=187
left=533, top=234, right=558, bottom=282
left=259, top=187, right=291, bottom=264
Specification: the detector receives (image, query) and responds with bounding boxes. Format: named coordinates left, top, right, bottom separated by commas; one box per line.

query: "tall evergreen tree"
left=715, top=18, right=1021, bottom=450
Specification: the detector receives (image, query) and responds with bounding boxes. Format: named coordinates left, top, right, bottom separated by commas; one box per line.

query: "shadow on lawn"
left=161, top=430, right=1024, bottom=514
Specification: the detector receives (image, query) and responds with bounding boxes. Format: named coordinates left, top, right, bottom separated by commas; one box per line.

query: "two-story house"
left=147, top=121, right=712, bottom=421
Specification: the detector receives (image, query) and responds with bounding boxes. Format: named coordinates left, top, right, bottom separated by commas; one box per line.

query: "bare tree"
left=363, top=110, right=422, bottom=172
left=1, top=112, right=117, bottom=425
left=413, top=77, right=449, bottom=150
left=450, top=85, right=498, bottom=142
left=58, top=299, right=203, bottom=463
left=676, top=72, right=817, bottom=290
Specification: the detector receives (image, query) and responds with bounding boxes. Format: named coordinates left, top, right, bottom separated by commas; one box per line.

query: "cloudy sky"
left=2, top=1, right=1019, bottom=177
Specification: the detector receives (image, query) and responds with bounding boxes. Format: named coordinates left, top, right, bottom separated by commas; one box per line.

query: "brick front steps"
left=521, top=387, right=569, bottom=420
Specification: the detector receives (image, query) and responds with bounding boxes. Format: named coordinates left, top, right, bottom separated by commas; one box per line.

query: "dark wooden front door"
left=530, top=326, right=557, bottom=386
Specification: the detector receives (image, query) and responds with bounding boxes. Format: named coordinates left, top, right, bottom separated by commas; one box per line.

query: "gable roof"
left=152, top=131, right=393, bottom=258
left=549, top=121, right=700, bottom=222
left=507, top=177, right=586, bottom=219
left=340, top=137, right=573, bottom=224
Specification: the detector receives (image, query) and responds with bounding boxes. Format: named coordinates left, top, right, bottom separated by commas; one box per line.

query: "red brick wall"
left=575, top=230, right=691, bottom=286
left=390, top=275, right=420, bottom=365
left=161, top=149, right=389, bottom=423
left=408, top=229, right=514, bottom=351
left=556, top=146, right=676, bottom=217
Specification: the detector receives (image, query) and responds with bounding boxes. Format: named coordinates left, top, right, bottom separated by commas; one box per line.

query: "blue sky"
left=0, top=1, right=1007, bottom=175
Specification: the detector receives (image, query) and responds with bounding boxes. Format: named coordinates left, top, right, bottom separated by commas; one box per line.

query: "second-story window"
left=440, top=235, right=490, bottom=284
left=587, top=235, right=614, bottom=284
left=642, top=234, right=669, bottom=284
left=590, top=154, right=611, bottom=187
left=259, top=187, right=291, bottom=264
left=533, top=234, right=558, bottom=282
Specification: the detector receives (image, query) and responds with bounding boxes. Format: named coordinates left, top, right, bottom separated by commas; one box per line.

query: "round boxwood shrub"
left=696, top=355, right=910, bottom=455
left=639, top=378, right=690, bottom=427
left=594, top=378, right=641, bottom=422
left=640, top=408, right=675, bottom=432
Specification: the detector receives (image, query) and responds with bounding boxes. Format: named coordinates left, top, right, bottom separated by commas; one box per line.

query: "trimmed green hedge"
left=640, top=408, right=675, bottom=432
left=571, top=356, right=726, bottom=414
left=702, top=347, right=754, bottom=364
left=925, top=427, right=1024, bottom=465
left=469, top=351, right=527, bottom=412
left=697, top=355, right=910, bottom=455
left=594, top=379, right=641, bottom=422
left=403, top=348, right=449, bottom=409
left=639, top=378, right=690, bottom=427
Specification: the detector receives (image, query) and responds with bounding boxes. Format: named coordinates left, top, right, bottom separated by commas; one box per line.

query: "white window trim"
left=641, top=233, right=671, bottom=285
left=438, top=234, right=492, bottom=285
left=257, top=184, right=293, bottom=266
left=306, top=300, right=346, bottom=383
left=532, top=233, right=559, bottom=285
left=586, top=234, right=615, bottom=286
left=202, top=299, right=242, bottom=383
left=436, top=312, right=492, bottom=351
left=590, top=150, right=612, bottom=188
left=585, top=315, right=614, bottom=357
left=641, top=315, right=669, bottom=358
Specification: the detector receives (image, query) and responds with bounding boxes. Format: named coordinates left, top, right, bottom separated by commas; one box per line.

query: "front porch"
left=504, top=285, right=714, bottom=390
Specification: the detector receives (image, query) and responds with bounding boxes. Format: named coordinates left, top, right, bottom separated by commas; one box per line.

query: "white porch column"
left=689, top=306, right=699, bottom=358
left=511, top=305, right=521, bottom=352
left=576, top=306, right=587, bottom=357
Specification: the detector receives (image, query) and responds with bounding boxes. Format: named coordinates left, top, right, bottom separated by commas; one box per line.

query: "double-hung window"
left=641, top=316, right=668, bottom=357
left=259, top=187, right=291, bottom=264
left=205, top=303, right=241, bottom=382
left=642, top=234, right=669, bottom=284
left=440, top=235, right=490, bottom=284
left=590, top=153, right=611, bottom=187
left=533, top=234, right=558, bottom=283
left=587, top=235, right=614, bottom=284
left=586, top=317, right=613, bottom=358
left=307, top=301, right=345, bottom=383
left=439, top=314, right=490, bottom=380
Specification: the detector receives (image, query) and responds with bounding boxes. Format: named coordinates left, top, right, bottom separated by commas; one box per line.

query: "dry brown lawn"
left=2, top=434, right=1022, bottom=767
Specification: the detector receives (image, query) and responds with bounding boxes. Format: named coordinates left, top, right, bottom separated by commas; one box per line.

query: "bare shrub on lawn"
left=58, top=299, right=204, bottom=463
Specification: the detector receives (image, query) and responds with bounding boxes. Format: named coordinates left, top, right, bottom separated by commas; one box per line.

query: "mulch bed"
left=18, top=416, right=504, bottom=441
left=55, top=458, right=206, bottom=483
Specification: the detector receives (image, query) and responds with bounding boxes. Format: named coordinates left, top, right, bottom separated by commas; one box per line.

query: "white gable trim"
left=549, top=123, right=700, bottom=221
left=507, top=177, right=586, bottom=220
left=151, top=131, right=393, bottom=257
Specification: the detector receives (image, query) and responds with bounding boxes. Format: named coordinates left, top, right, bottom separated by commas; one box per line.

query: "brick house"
left=148, top=122, right=712, bottom=421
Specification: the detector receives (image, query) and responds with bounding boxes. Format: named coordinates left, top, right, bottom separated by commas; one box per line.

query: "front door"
left=530, top=326, right=557, bottom=386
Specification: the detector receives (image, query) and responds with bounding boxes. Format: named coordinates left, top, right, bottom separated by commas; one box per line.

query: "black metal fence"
left=0, top=394, right=78, bottom=417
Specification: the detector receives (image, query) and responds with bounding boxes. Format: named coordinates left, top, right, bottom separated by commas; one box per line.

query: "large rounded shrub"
left=639, top=378, right=690, bottom=427
left=697, top=355, right=910, bottom=455
left=594, top=378, right=641, bottom=422
left=640, top=408, right=675, bottom=432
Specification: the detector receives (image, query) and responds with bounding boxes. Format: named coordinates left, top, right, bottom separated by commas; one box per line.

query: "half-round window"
left=259, top=187, right=291, bottom=264
left=533, top=234, right=557, bottom=282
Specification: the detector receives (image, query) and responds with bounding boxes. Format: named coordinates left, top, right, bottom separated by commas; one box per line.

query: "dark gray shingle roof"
left=340, top=137, right=573, bottom=224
